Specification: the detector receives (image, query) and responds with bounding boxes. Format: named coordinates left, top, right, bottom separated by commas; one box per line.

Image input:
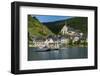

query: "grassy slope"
left=28, top=15, right=54, bottom=38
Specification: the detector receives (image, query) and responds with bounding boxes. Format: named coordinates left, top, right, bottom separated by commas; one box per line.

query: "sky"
left=32, top=15, right=73, bottom=23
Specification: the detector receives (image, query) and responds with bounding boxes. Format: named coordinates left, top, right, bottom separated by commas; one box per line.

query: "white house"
left=32, top=37, right=61, bottom=49
left=60, top=37, right=69, bottom=44
left=45, top=37, right=60, bottom=49
left=73, top=36, right=80, bottom=43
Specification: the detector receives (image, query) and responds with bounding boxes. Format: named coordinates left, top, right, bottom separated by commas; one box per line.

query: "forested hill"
left=43, top=17, right=88, bottom=35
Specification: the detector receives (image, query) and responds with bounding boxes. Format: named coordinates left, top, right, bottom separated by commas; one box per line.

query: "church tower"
left=61, top=21, right=68, bottom=35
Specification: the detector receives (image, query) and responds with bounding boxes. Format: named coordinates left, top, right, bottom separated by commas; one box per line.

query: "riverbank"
left=29, top=44, right=87, bottom=48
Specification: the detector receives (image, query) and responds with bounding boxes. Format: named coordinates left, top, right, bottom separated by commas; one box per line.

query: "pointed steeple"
left=65, top=21, right=67, bottom=26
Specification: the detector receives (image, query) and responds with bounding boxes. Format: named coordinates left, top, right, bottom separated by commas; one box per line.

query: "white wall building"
left=61, top=25, right=68, bottom=35
left=61, top=22, right=68, bottom=35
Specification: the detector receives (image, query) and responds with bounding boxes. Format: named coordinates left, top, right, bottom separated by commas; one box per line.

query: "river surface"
left=28, top=47, right=87, bottom=61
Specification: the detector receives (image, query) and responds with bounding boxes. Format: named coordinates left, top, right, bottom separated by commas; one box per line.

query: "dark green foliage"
left=81, top=40, right=87, bottom=46
left=67, top=17, right=88, bottom=35
left=43, top=20, right=65, bottom=34
left=68, top=39, right=73, bottom=46
left=43, top=17, right=88, bottom=35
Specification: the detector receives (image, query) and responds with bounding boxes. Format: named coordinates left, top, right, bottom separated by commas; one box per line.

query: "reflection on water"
left=28, top=47, right=88, bottom=61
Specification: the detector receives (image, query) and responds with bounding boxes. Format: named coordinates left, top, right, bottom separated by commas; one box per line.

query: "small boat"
left=35, top=45, right=60, bottom=52
left=35, top=45, right=51, bottom=52
left=50, top=48, right=59, bottom=50
left=36, top=48, right=51, bottom=52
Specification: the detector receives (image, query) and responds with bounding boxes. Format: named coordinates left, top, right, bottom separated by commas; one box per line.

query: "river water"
left=28, top=47, right=87, bottom=61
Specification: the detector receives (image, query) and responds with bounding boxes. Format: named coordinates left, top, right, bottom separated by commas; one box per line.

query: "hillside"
left=28, top=15, right=54, bottom=41
left=28, top=16, right=88, bottom=41
left=43, top=17, right=88, bottom=35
